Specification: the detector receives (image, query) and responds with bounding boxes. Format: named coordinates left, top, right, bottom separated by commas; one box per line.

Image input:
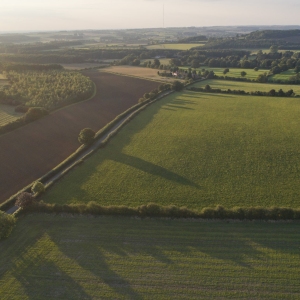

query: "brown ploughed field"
left=0, top=71, right=159, bottom=203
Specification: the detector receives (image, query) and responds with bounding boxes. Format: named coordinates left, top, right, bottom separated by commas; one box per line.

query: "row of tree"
left=190, top=85, right=296, bottom=97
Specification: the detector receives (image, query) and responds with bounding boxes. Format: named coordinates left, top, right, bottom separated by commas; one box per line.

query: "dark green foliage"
left=23, top=107, right=49, bottom=122
left=241, top=71, right=247, bottom=77
left=78, top=128, right=95, bottom=145
left=189, top=86, right=294, bottom=97
left=0, top=71, right=94, bottom=110
left=172, top=81, right=184, bottom=91
left=19, top=202, right=300, bottom=220
left=15, top=192, right=34, bottom=208
left=0, top=211, right=15, bottom=240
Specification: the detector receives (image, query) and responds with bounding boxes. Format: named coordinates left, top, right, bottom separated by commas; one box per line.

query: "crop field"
left=269, top=69, right=296, bottom=81
left=146, top=43, right=205, bottom=50
left=103, top=66, right=178, bottom=82
left=0, top=105, right=23, bottom=127
left=43, top=87, right=300, bottom=209
left=194, top=79, right=300, bottom=95
left=0, top=71, right=159, bottom=204
left=1, top=214, right=300, bottom=299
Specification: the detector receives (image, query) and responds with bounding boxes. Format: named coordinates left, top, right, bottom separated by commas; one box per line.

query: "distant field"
left=146, top=43, right=205, bottom=50
left=1, top=214, right=300, bottom=299
left=194, top=79, right=300, bottom=95
left=0, top=105, right=23, bottom=127
left=61, top=63, right=107, bottom=70
left=103, top=66, right=177, bottom=82
left=200, top=67, right=268, bottom=80
left=269, top=69, right=296, bottom=81
left=43, top=88, right=300, bottom=209
left=141, top=58, right=171, bottom=66
left=0, top=74, right=8, bottom=88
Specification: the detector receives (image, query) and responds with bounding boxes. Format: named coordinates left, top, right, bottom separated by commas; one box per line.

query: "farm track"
left=0, top=71, right=159, bottom=204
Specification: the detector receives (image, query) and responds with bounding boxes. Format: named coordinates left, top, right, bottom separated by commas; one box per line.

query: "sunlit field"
left=0, top=105, right=23, bottom=127
left=43, top=87, right=300, bottom=209
left=146, top=43, right=205, bottom=50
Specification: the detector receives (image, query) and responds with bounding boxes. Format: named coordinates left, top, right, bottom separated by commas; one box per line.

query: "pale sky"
left=1, top=0, right=299, bottom=32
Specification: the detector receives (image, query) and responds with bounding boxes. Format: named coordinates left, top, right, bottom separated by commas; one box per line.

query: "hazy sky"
left=1, top=0, right=299, bottom=32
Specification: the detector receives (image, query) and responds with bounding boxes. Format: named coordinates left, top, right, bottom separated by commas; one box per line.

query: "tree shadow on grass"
left=12, top=260, right=92, bottom=300
left=110, top=153, right=200, bottom=189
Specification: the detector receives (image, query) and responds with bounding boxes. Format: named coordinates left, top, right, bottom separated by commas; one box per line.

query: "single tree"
left=241, top=71, right=247, bottom=77
left=78, top=128, right=96, bottom=145
left=15, top=192, right=34, bottom=208
left=172, top=81, right=184, bottom=92
left=31, top=181, right=45, bottom=194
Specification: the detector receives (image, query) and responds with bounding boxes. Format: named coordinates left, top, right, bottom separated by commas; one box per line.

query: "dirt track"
left=0, top=71, right=159, bottom=203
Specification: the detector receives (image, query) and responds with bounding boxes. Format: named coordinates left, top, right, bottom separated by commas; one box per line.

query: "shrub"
left=31, top=181, right=45, bottom=194
left=172, top=80, right=184, bottom=92
left=0, top=211, right=15, bottom=240
left=15, top=192, right=34, bottom=208
left=78, top=128, right=95, bottom=145
left=23, top=107, right=49, bottom=122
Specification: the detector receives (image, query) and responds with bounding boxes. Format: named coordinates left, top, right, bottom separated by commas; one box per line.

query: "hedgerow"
left=15, top=202, right=300, bottom=220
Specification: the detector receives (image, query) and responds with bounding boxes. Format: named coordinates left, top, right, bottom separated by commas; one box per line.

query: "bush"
left=15, top=192, right=34, bottom=208
left=23, top=107, right=49, bottom=122
left=31, top=181, right=45, bottom=194
left=0, top=211, right=15, bottom=240
left=78, top=128, right=95, bottom=145
left=172, top=80, right=184, bottom=92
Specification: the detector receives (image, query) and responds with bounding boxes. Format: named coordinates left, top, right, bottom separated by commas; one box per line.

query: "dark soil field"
left=0, top=71, right=159, bottom=203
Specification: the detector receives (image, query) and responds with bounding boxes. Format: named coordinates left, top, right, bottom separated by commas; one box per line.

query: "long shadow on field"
left=13, top=261, right=92, bottom=300
left=111, top=153, right=200, bottom=188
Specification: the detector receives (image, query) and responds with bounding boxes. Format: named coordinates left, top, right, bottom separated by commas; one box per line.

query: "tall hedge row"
left=15, top=202, right=300, bottom=221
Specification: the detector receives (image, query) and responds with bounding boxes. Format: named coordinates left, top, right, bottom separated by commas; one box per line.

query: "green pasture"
left=0, top=105, right=23, bottom=127
left=269, top=69, right=296, bottom=82
left=202, top=67, right=268, bottom=80
left=146, top=43, right=205, bottom=50
left=194, top=79, right=300, bottom=95
left=141, top=58, right=171, bottom=65
left=43, top=88, right=300, bottom=209
left=1, top=214, right=300, bottom=299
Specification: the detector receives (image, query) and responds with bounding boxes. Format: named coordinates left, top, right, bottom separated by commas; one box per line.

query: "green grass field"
left=43, top=88, right=300, bottom=209
left=194, top=79, right=300, bottom=95
left=0, top=105, right=23, bottom=127
left=203, top=67, right=268, bottom=80
left=146, top=43, right=205, bottom=50
left=269, top=69, right=296, bottom=82
left=1, top=214, right=300, bottom=299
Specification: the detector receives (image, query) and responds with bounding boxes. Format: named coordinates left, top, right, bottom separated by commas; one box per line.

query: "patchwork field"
left=1, top=214, right=299, bottom=299
left=103, top=66, right=177, bottom=82
left=146, top=43, right=205, bottom=50
left=194, top=79, right=300, bottom=95
left=0, top=105, right=23, bottom=127
left=43, top=87, right=300, bottom=209
left=0, top=71, right=159, bottom=203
